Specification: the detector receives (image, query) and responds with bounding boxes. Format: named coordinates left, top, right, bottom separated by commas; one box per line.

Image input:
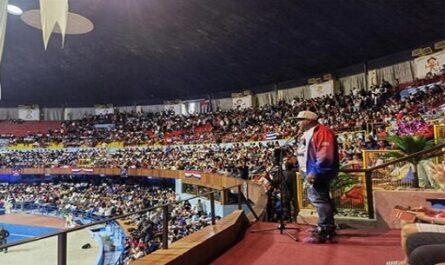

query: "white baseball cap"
left=296, top=110, right=318, bottom=120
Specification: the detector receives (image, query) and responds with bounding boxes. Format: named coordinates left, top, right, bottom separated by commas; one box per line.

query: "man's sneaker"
left=304, top=226, right=318, bottom=233
left=303, top=229, right=337, bottom=244
left=325, top=232, right=337, bottom=244
left=302, top=230, right=326, bottom=244
left=302, top=235, right=326, bottom=244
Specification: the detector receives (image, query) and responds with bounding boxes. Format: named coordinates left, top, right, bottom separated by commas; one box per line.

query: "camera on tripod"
left=266, top=146, right=296, bottom=222
left=250, top=144, right=300, bottom=241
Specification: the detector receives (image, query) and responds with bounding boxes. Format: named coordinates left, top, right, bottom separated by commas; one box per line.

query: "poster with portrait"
left=368, top=69, right=378, bottom=88
left=94, top=104, right=114, bottom=115
left=232, top=95, right=252, bottom=110
left=414, top=50, right=445, bottom=78
left=164, top=103, right=181, bottom=114
left=179, top=98, right=210, bottom=115
left=309, top=80, right=334, bottom=98
left=18, top=105, right=40, bottom=121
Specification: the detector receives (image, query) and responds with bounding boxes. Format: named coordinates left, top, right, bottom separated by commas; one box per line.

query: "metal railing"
left=0, top=184, right=257, bottom=265
left=341, top=142, right=445, bottom=219
left=2, top=143, right=444, bottom=263
left=296, top=143, right=445, bottom=220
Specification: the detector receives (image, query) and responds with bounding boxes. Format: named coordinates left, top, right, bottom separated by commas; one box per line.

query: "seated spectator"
left=387, top=162, right=445, bottom=265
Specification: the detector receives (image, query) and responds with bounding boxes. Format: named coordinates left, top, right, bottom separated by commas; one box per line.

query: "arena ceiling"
left=1, top=0, right=445, bottom=107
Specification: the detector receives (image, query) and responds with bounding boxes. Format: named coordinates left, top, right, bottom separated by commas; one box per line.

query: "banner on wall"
left=232, top=95, right=253, bottom=110
left=164, top=103, right=181, bottom=115
left=368, top=69, right=378, bottom=88
left=414, top=50, right=445, bottom=78
left=309, top=80, right=334, bottom=98
left=184, top=170, right=202, bottom=180
left=18, top=105, right=40, bottom=121
left=179, top=99, right=212, bottom=115
left=94, top=104, right=114, bottom=115
left=200, top=99, right=211, bottom=113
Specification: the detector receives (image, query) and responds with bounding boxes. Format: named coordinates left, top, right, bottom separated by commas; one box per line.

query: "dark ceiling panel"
left=1, top=0, right=445, bottom=106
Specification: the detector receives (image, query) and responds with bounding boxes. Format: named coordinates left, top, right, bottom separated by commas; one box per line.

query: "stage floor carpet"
left=212, top=222, right=404, bottom=265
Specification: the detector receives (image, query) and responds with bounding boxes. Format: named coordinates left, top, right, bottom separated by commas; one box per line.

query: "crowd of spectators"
left=0, top=177, right=214, bottom=262
left=0, top=142, right=280, bottom=178
left=0, top=77, right=443, bottom=262
left=3, top=78, right=444, bottom=148
left=0, top=79, right=441, bottom=176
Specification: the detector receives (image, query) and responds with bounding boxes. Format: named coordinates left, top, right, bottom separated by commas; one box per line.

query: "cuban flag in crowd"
left=184, top=170, right=202, bottom=180
left=71, top=168, right=94, bottom=174
left=265, top=132, right=278, bottom=140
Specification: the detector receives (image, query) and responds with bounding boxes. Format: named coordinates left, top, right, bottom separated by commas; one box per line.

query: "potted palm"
left=331, top=169, right=365, bottom=216
left=386, top=135, right=434, bottom=188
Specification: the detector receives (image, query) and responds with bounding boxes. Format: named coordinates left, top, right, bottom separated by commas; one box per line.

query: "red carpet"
left=212, top=222, right=404, bottom=265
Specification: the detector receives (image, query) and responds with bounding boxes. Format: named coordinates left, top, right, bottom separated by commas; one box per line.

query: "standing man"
left=0, top=225, right=10, bottom=253
left=296, top=111, right=339, bottom=244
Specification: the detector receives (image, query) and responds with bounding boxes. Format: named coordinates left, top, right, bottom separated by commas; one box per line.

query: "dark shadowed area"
left=2, top=0, right=445, bottom=106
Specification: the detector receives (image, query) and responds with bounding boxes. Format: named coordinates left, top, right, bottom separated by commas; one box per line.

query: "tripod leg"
left=283, top=229, right=299, bottom=241
left=250, top=227, right=279, bottom=233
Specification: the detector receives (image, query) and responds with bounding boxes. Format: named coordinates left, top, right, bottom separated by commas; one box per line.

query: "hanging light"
left=7, top=5, right=23, bottom=16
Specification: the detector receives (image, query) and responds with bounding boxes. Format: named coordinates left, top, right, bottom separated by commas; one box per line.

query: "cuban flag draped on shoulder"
left=184, top=170, right=202, bottom=180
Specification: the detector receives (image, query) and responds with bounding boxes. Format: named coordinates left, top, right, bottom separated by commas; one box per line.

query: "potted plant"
left=331, top=170, right=364, bottom=211
left=386, top=135, right=434, bottom=188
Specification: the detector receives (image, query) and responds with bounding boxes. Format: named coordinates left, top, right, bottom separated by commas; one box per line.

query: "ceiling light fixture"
left=7, top=4, right=23, bottom=16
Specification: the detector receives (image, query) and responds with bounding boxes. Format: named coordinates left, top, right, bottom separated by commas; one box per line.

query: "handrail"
left=1, top=143, right=443, bottom=252
left=0, top=183, right=257, bottom=265
left=339, top=142, right=445, bottom=219
left=0, top=184, right=243, bottom=250
left=341, top=142, right=445, bottom=173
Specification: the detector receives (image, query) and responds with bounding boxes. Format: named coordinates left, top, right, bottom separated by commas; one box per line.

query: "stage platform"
left=213, top=222, right=404, bottom=265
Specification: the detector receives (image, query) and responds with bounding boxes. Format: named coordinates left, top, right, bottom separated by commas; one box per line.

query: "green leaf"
left=386, top=135, right=434, bottom=156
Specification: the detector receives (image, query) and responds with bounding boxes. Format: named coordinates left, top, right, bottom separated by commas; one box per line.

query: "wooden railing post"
left=210, top=193, right=216, bottom=225
left=365, top=170, right=375, bottom=219
left=162, top=205, right=169, bottom=249
left=237, top=185, right=242, bottom=210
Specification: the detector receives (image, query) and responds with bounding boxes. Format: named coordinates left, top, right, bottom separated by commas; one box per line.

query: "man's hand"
left=306, top=174, right=316, bottom=184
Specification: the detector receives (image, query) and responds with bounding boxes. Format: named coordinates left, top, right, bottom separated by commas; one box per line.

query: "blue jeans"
left=307, top=179, right=335, bottom=230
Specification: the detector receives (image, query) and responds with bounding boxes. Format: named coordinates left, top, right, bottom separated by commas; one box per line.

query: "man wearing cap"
left=296, top=110, right=339, bottom=244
